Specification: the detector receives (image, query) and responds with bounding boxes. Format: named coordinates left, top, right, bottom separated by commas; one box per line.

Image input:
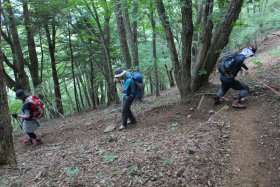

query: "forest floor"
left=1, top=31, right=280, bottom=187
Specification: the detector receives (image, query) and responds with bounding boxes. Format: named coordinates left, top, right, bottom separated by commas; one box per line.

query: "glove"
left=12, top=113, right=18, bottom=119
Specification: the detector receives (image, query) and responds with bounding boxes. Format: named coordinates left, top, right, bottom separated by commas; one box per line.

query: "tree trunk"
left=102, top=15, right=117, bottom=105
left=156, top=0, right=181, bottom=91
left=157, top=0, right=243, bottom=98
left=0, top=29, right=17, bottom=165
left=113, top=0, right=132, bottom=68
left=123, top=0, right=139, bottom=67
left=100, top=81, right=105, bottom=104
left=191, top=0, right=243, bottom=91
left=22, top=1, right=41, bottom=89
left=68, top=22, right=80, bottom=112
left=165, top=64, right=175, bottom=88
left=85, top=0, right=119, bottom=104
left=77, top=76, right=85, bottom=109
left=63, top=78, right=75, bottom=113
left=191, top=0, right=214, bottom=84
left=192, top=0, right=203, bottom=58
left=81, top=74, right=92, bottom=108
left=149, top=74, right=153, bottom=94
left=45, top=21, right=64, bottom=115
left=4, top=0, right=30, bottom=90
left=90, top=59, right=96, bottom=109
left=1, top=28, right=20, bottom=90
left=180, top=0, right=194, bottom=98
left=149, top=1, right=160, bottom=97
left=38, top=27, right=44, bottom=84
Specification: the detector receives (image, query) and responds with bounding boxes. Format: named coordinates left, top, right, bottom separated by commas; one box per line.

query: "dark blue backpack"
left=217, top=52, right=238, bottom=76
left=131, top=71, right=145, bottom=101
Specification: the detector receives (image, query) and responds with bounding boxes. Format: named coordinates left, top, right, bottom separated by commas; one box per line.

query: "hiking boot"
left=232, top=99, right=246, bottom=108
left=33, top=139, right=43, bottom=146
left=23, top=138, right=32, bottom=145
left=213, top=96, right=223, bottom=105
left=118, top=125, right=126, bottom=131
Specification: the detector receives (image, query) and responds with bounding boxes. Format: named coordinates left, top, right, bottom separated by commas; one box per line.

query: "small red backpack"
left=28, top=95, right=45, bottom=119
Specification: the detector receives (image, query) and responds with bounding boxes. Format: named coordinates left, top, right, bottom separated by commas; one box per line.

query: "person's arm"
left=18, top=103, right=31, bottom=120
left=114, top=77, right=124, bottom=93
left=18, top=110, right=31, bottom=119
left=236, top=54, right=248, bottom=70
left=241, top=63, right=248, bottom=70
left=117, top=82, right=125, bottom=93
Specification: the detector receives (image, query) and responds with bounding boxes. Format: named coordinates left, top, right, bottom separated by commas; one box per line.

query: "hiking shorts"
left=23, top=119, right=39, bottom=133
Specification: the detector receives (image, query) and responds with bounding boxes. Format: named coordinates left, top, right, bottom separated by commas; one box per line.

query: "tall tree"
left=83, top=0, right=119, bottom=104
left=0, top=1, right=17, bottom=164
left=149, top=0, right=160, bottom=96
left=22, top=1, right=41, bottom=89
left=156, top=0, right=181, bottom=91
left=123, top=0, right=139, bottom=67
left=157, top=0, right=244, bottom=99
left=3, top=0, right=30, bottom=90
left=191, top=0, right=244, bottom=91
left=0, top=48, right=17, bottom=166
left=45, top=18, right=64, bottom=115
left=68, top=21, right=80, bottom=112
left=113, top=0, right=132, bottom=68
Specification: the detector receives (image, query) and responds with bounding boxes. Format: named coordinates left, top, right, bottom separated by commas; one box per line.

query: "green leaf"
left=252, top=61, right=263, bottom=66
left=232, top=20, right=248, bottom=27
left=162, top=157, right=170, bottom=166
left=198, top=68, right=207, bottom=76
left=66, top=166, right=80, bottom=178
left=102, top=154, right=118, bottom=164
left=171, top=122, right=179, bottom=131
left=3, top=2, right=12, bottom=8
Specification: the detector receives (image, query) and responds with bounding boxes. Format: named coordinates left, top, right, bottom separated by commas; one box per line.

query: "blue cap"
left=114, top=68, right=126, bottom=78
left=15, top=89, right=28, bottom=99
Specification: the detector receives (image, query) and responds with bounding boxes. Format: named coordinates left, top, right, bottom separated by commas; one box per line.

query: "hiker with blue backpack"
left=114, top=67, right=144, bottom=130
left=12, top=89, right=43, bottom=145
left=214, top=47, right=257, bottom=108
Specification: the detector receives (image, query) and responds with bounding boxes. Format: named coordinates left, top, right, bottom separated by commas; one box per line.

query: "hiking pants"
left=122, top=97, right=136, bottom=126
left=216, top=75, right=249, bottom=99
left=27, top=132, right=37, bottom=139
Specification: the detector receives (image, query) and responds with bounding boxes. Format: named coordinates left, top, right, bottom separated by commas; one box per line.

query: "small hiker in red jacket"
left=12, top=89, right=43, bottom=146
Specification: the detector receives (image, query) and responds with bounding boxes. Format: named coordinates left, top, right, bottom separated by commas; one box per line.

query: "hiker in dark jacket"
left=12, top=89, right=42, bottom=145
left=114, top=68, right=137, bottom=130
left=214, top=47, right=257, bottom=108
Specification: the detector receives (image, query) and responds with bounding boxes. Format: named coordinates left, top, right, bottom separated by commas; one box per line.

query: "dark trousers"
left=27, top=132, right=37, bottom=139
left=122, top=97, right=136, bottom=126
left=217, top=75, right=249, bottom=99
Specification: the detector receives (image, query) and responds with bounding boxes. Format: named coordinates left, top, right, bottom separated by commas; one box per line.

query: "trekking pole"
left=11, top=114, right=23, bottom=131
left=248, top=74, right=280, bottom=97
left=15, top=118, right=23, bottom=130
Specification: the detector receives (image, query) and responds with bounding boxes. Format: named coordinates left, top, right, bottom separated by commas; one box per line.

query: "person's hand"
left=11, top=113, right=18, bottom=119
left=245, top=69, right=251, bottom=75
left=114, top=78, right=121, bottom=83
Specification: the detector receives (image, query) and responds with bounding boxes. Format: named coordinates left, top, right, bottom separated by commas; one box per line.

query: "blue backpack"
left=131, top=71, right=145, bottom=101
left=217, top=52, right=238, bottom=76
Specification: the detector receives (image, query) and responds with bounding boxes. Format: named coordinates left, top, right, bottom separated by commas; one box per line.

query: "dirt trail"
left=221, top=30, right=280, bottom=186
left=229, top=105, right=265, bottom=186
left=221, top=101, right=272, bottom=186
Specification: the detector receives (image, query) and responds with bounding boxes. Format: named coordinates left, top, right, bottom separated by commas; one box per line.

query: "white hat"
left=240, top=47, right=254, bottom=57
left=114, top=68, right=127, bottom=78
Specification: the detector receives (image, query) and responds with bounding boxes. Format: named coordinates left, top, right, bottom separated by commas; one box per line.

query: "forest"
left=1, top=0, right=280, bottom=186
